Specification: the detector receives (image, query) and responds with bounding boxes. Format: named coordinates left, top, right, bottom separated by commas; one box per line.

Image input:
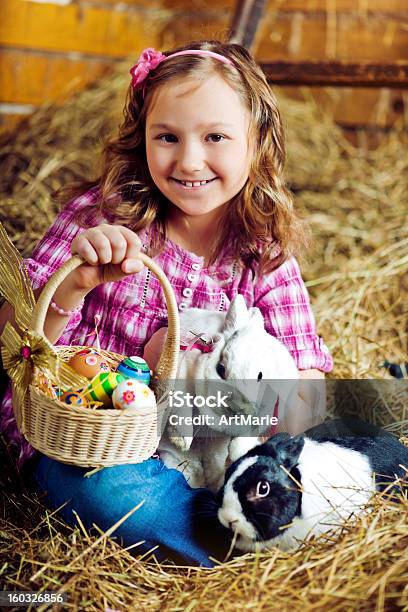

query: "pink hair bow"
left=129, top=48, right=167, bottom=88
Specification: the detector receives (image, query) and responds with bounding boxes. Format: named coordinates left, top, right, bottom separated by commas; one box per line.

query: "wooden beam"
left=229, top=0, right=267, bottom=50
left=261, top=60, right=408, bottom=88
left=0, top=0, right=159, bottom=59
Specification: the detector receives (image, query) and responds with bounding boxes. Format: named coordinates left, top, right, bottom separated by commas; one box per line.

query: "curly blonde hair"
left=62, top=40, right=308, bottom=275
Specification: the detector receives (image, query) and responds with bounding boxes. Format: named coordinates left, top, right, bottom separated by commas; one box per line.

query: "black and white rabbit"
left=217, top=419, right=408, bottom=551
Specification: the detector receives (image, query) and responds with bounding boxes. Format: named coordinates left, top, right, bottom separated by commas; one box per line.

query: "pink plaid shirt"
left=1, top=189, right=332, bottom=469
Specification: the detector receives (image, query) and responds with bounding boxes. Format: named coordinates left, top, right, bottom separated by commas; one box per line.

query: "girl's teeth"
left=178, top=179, right=212, bottom=187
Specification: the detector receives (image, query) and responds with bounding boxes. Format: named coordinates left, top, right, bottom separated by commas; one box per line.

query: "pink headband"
left=129, top=47, right=234, bottom=96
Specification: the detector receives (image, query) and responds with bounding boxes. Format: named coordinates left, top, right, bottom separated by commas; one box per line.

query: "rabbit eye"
left=257, top=371, right=263, bottom=381
left=256, top=480, right=270, bottom=498
left=216, top=362, right=226, bottom=379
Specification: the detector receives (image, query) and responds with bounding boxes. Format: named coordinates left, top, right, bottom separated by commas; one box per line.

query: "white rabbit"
left=144, top=295, right=299, bottom=492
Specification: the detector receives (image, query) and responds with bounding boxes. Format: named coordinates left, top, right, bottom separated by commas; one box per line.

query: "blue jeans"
left=31, top=456, right=231, bottom=567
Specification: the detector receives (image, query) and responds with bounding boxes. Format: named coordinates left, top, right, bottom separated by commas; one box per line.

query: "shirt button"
left=191, top=263, right=200, bottom=271
left=187, top=273, right=196, bottom=282
left=182, top=287, right=193, bottom=298
left=179, top=302, right=188, bottom=310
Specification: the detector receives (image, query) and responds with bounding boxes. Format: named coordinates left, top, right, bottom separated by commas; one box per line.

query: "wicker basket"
left=11, top=253, right=180, bottom=467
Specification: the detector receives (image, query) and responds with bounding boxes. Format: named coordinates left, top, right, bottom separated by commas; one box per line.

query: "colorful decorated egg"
left=84, top=372, right=125, bottom=407
left=60, top=390, right=88, bottom=407
left=112, top=379, right=156, bottom=411
left=116, top=356, right=151, bottom=385
left=68, top=348, right=111, bottom=379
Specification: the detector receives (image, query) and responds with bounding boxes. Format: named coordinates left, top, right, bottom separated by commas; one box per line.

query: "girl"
left=0, top=40, right=332, bottom=567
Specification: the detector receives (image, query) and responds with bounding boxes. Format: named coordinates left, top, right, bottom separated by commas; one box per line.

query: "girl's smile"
left=145, top=74, right=252, bottom=219
left=170, top=177, right=218, bottom=190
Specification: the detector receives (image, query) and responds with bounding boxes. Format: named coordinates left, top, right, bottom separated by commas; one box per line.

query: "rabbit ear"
left=260, top=434, right=305, bottom=469
left=248, top=306, right=265, bottom=329
left=277, top=435, right=305, bottom=469
left=222, top=294, right=249, bottom=336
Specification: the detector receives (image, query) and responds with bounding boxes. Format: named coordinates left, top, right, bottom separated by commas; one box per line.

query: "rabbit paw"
left=166, top=423, right=193, bottom=450
left=169, top=435, right=194, bottom=451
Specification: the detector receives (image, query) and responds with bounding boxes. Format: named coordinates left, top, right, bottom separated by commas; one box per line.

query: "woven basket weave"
left=12, top=253, right=180, bottom=467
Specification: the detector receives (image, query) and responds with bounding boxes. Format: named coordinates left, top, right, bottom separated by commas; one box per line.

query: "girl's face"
left=145, top=74, right=252, bottom=219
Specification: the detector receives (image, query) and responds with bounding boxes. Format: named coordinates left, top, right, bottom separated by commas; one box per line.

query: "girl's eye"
left=156, top=134, right=225, bottom=143
left=157, top=134, right=177, bottom=143
left=256, top=480, right=270, bottom=498
left=207, top=134, right=224, bottom=143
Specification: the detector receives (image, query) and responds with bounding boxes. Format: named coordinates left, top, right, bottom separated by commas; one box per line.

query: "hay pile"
left=283, top=100, right=407, bottom=381
left=0, top=66, right=407, bottom=610
left=1, top=450, right=407, bottom=611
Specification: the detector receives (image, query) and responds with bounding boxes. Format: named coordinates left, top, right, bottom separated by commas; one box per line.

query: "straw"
left=0, top=65, right=407, bottom=610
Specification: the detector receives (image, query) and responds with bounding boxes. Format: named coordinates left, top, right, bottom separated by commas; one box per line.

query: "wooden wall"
left=0, top=0, right=407, bottom=135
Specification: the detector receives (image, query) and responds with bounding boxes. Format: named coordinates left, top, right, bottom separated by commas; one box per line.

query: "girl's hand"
left=70, top=224, right=144, bottom=290
left=279, top=372, right=326, bottom=436
left=143, top=327, right=168, bottom=371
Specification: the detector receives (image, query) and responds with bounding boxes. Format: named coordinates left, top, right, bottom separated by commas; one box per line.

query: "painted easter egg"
left=84, top=372, right=125, bottom=407
left=116, top=356, right=151, bottom=385
left=60, top=390, right=88, bottom=407
left=68, top=348, right=111, bottom=379
left=112, top=379, right=156, bottom=411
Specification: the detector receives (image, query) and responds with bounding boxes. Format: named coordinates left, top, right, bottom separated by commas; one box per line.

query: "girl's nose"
left=177, top=141, right=205, bottom=175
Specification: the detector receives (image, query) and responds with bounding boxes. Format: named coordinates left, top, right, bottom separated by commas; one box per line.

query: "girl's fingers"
left=119, top=227, right=144, bottom=273
left=87, top=231, right=113, bottom=265
left=122, top=258, right=144, bottom=274
left=71, top=236, right=99, bottom=264
left=102, top=227, right=128, bottom=265
left=119, top=226, right=142, bottom=258
left=72, top=225, right=144, bottom=274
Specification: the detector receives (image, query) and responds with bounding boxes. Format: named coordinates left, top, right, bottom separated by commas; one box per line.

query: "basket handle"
left=30, top=253, right=180, bottom=379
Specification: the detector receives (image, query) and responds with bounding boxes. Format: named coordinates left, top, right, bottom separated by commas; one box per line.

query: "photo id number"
left=0, top=591, right=67, bottom=607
